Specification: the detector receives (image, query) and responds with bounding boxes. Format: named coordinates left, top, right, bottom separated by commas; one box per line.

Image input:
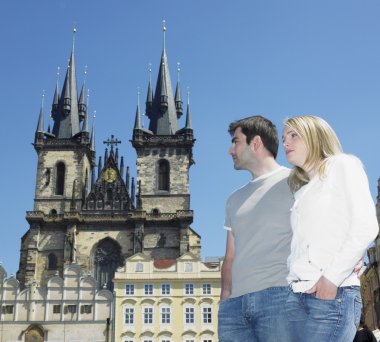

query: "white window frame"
left=161, top=283, right=171, bottom=295
left=124, top=306, right=135, bottom=325
left=143, top=306, right=154, bottom=325
left=144, top=283, right=154, bottom=295
left=202, top=306, right=213, bottom=324
left=184, top=262, right=193, bottom=272
left=202, top=283, right=212, bottom=295
left=184, top=306, right=195, bottom=325
left=184, top=283, right=194, bottom=295
left=160, top=305, right=171, bottom=324
left=136, top=262, right=143, bottom=272
left=125, top=283, right=135, bottom=295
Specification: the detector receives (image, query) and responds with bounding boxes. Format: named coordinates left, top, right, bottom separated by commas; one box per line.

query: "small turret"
left=145, top=65, right=153, bottom=119
left=175, top=63, right=183, bottom=119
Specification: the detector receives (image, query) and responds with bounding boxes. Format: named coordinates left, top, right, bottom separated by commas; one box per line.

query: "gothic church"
left=17, top=28, right=200, bottom=291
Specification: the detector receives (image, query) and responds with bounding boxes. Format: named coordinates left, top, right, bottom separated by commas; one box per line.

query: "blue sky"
left=0, top=0, right=380, bottom=275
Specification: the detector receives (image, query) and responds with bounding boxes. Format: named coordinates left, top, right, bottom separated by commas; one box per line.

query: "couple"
left=218, top=115, right=378, bottom=342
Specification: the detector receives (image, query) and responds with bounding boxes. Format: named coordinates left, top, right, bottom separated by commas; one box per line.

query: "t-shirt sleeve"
left=224, top=198, right=232, bottom=231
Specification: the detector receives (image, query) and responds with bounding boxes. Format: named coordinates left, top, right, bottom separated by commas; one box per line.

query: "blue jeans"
left=218, top=286, right=291, bottom=342
left=286, top=286, right=362, bottom=342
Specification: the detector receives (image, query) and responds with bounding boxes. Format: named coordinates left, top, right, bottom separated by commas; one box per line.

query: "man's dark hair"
left=228, top=115, right=279, bottom=158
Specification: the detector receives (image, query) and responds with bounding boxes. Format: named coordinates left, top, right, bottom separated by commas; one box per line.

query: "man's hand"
left=305, top=276, right=338, bottom=300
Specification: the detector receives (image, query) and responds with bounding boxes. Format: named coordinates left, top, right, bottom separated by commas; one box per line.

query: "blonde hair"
left=284, top=115, right=343, bottom=192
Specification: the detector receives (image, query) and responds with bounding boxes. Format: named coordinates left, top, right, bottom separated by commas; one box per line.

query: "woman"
left=282, top=115, right=378, bottom=342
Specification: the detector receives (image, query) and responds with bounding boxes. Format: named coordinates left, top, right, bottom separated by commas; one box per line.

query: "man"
left=218, top=115, right=293, bottom=342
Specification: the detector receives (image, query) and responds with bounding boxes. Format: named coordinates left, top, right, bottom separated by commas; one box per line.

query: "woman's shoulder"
left=326, top=153, right=364, bottom=175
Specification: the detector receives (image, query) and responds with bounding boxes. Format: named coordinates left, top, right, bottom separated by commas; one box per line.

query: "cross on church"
left=103, top=135, right=121, bottom=151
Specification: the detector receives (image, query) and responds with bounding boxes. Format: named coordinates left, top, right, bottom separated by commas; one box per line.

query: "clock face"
left=102, top=168, right=117, bottom=183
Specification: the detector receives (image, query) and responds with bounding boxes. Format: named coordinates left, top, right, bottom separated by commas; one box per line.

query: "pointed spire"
left=52, top=27, right=80, bottom=138
left=175, top=62, right=183, bottom=119
left=82, top=111, right=89, bottom=134
left=185, top=88, right=192, bottom=129
left=131, top=177, right=135, bottom=209
left=51, top=67, right=60, bottom=120
left=148, top=22, right=179, bottom=135
left=36, top=91, right=45, bottom=134
left=134, top=87, right=142, bottom=129
left=104, top=148, right=108, bottom=165
left=115, top=148, right=119, bottom=165
left=126, top=166, right=130, bottom=193
left=78, top=66, right=87, bottom=122
left=162, top=20, right=166, bottom=51
left=145, top=64, right=153, bottom=119
left=120, top=156, right=124, bottom=179
left=91, top=166, right=95, bottom=190
left=90, top=110, right=96, bottom=152
left=98, top=156, right=102, bottom=178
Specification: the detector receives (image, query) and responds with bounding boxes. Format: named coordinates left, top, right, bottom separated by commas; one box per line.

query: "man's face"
left=229, top=127, right=253, bottom=170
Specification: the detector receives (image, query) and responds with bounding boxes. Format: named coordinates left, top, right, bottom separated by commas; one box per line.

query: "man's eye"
left=291, top=133, right=298, bottom=138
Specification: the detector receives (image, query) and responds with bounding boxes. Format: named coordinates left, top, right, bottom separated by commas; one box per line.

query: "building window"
left=185, top=283, right=194, bottom=295
left=47, top=253, right=58, bottom=270
left=143, top=340, right=153, bottom=342
left=184, top=262, right=193, bottom=272
left=185, top=307, right=195, bottom=324
left=143, top=306, right=153, bottom=324
left=55, top=162, right=65, bottom=195
left=144, top=284, right=154, bottom=295
left=202, top=307, right=212, bottom=324
left=202, top=340, right=213, bottom=342
left=81, top=305, right=92, bottom=314
left=66, top=305, right=76, bottom=314
left=185, top=340, right=195, bottom=342
left=161, top=283, right=171, bottom=295
left=125, top=307, right=134, bottom=324
left=202, top=283, right=212, bottom=295
left=136, top=262, right=143, bottom=272
left=161, top=340, right=171, bottom=342
left=161, top=306, right=171, bottom=324
left=53, top=305, right=61, bottom=314
left=125, top=284, right=135, bottom=295
left=2, top=305, right=13, bottom=314
left=158, top=159, right=170, bottom=191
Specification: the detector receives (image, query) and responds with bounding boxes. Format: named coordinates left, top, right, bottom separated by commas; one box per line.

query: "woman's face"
left=282, top=126, right=308, bottom=169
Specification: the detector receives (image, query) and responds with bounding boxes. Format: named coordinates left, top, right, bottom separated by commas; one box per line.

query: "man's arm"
left=220, top=230, right=235, bottom=300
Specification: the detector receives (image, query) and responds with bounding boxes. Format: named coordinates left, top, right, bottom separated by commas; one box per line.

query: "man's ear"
left=251, top=135, right=262, bottom=151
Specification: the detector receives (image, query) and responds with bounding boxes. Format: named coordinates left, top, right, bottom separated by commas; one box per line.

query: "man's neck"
left=249, top=156, right=281, bottom=179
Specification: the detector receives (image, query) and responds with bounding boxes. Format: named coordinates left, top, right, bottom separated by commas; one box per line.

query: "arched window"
left=158, top=160, right=170, bottom=191
left=25, top=325, right=44, bottom=342
left=55, top=162, right=65, bottom=195
left=94, top=238, right=122, bottom=291
left=47, top=253, right=57, bottom=270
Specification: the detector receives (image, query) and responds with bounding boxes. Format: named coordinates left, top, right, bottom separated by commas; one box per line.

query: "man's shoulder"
left=227, top=167, right=290, bottom=202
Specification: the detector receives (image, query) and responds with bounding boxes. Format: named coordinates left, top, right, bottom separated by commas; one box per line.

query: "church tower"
left=131, top=22, right=198, bottom=259
left=17, top=26, right=200, bottom=291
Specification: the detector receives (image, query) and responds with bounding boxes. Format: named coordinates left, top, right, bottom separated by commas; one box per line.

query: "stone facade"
left=0, top=263, right=113, bottom=342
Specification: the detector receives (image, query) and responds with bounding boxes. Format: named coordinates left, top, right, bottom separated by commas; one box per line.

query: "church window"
left=152, top=208, right=160, bottom=215
left=94, top=238, right=122, bottom=291
left=158, top=159, right=170, bottom=191
left=55, top=162, right=65, bottom=195
left=47, top=253, right=57, bottom=270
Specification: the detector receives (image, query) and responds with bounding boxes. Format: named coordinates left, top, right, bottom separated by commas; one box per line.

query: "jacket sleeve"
left=323, top=155, right=379, bottom=286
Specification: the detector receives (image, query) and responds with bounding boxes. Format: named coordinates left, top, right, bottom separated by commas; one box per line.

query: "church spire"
left=52, top=27, right=81, bottom=139
left=78, top=66, right=87, bottom=123
left=148, top=21, right=179, bottom=135
left=134, top=88, right=142, bottom=130
left=175, top=63, right=183, bottom=119
left=145, top=64, right=153, bottom=119
left=36, top=91, right=45, bottom=134
left=90, top=110, right=96, bottom=152
left=185, top=89, right=192, bottom=129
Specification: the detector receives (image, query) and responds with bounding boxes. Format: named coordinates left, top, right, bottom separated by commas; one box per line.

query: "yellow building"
left=113, top=253, right=221, bottom=342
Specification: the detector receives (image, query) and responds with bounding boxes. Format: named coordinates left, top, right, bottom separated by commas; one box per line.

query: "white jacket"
left=287, top=154, right=378, bottom=290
